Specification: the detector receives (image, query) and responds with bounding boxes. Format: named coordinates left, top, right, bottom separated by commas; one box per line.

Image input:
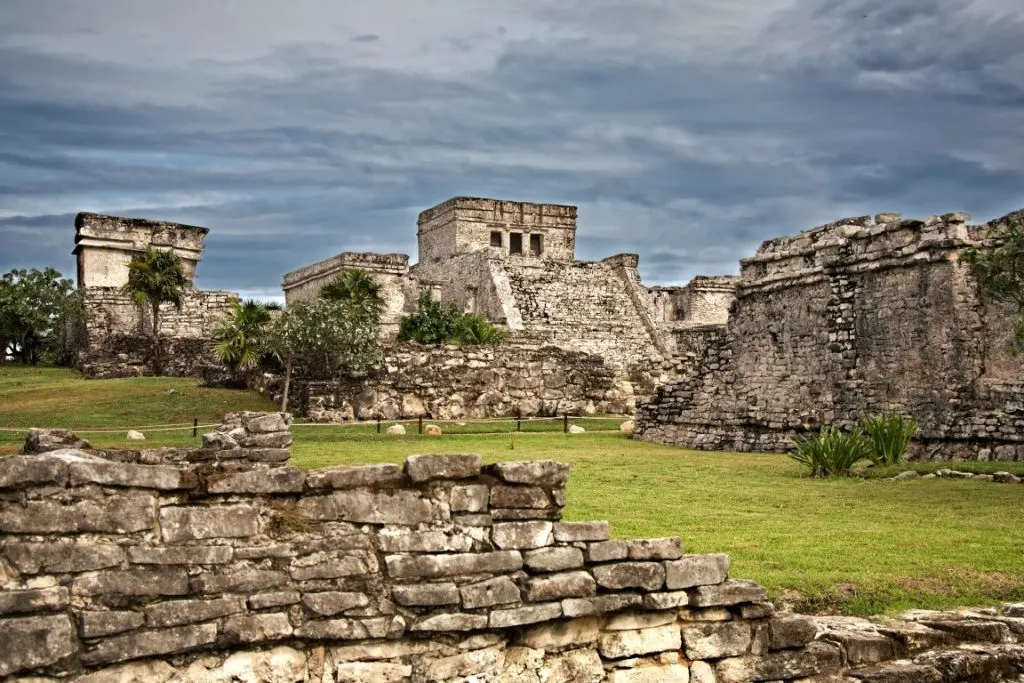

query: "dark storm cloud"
left=0, top=0, right=1021, bottom=294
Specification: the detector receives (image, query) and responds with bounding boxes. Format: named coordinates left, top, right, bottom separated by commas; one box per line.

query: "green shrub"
left=788, top=426, right=870, bottom=477
left=398, top=293, right=506, bottom=346
left=860, top=413, right=918, bottom=465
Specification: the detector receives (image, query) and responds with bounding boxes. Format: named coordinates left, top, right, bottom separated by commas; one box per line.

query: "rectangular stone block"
left=604, top=610, right=678, bottom=631
left=249, top=591, right=301, bottom=610
left=68, top=460, right=196, bottom=490
left=1, top=496, right=156, bottom=534
left=525, top=546, right=584, bottom=572
left=489, top=460, right=569, bottom=487
left=644, top=591, right=690, bottom=610
left=489, top=602, right=563, bottom=628
left=492, top=521, right=553, bottom=549
left=404, top=454, right=481, bottom=482
left=626, top=537, right=682, bottom=560
left=297, top=490, right=432, bottom=525
left=769, top=615, right=818, bottom=650
left=393, top=583, right=461, bottom=607
left=490, top=485, right=550, bottom=509
left=302, top=591, right=371, bottom=616
left=491, top=507, right=560, bottom=521
left=450, top=484, right=489, bottom=512
left=553, top=521, right=610, bottom=542
left=683, top=621, right=753, bottom=659
left=290, top=553, right=372, bottom=581
left=410, top=613, right=489, bottom=632
left=80, top=623, right=218, bottom=665
left=599, top=623, right=682, bottom=659
left=562, top=593, right=644, bottom=618
left=146, top=596, right=247, bottom=627
left=607, top=664, right=690, bottom=682
left=335, top=662, right=412, bottom=682
left=0, top=454, right=69, bottom=489
left=305, top=463, right=406, bottom=489
left=0, top=614, right=77, bottom=678
left=159, top=505, right=259, bottom=542
left=522, top=616, right=602, bottom=650
left=525, top=571, right=597, bottom=602
left=81, top=610, right=146, bottom=638
left=460, top=576, right=521, bottom=609
left=73, top=569, right=189, bottom=597
left=385, top=550, right=523, bottom=579
left=128, top=546, right=233, bottom=565
left=593, top=562, right=665, bottom=591
left=3, top=541, right=125, bottom=574
left=377, top=529, right=473, bottom=553
left=689, top=579, right=767, bottom=607
left=0, top=587, right=69, bottom=615
left=191, top=568, right=289, bottom=594
left=205, top=466, right=305, bottom=494
left=586, top=540, right=628, bottom=562
left=296, top=617, right=391, bottom=640
left=716, top=641, right=842, bottom=683
left=223, top=613, right=293, bottom=643
left=664, top=554, right=731, bottom=590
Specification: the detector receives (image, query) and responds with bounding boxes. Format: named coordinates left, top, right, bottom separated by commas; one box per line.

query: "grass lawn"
left=2, top=365, right=1023, bottom=616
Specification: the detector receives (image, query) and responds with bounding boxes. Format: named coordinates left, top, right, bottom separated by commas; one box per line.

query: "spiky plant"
left=860, top=413, right=919, bottom=465
left=789, top=426, right=871, bottom=478
left=211, top=299, right=275, bottom=375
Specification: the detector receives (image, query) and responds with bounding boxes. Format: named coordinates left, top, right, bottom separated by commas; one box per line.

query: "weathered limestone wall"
left=282, top=252, right=418, bottom=338
left=650, top=277, right=737, bottom=327
left=74, top=212, right=209, bottom=287
left=79, top=288, right=236, bottom=379
left=6, top=421, right=1024, bottom=682
left=503, top=254, right=668, bottom=371
left=411, top=251, right=520, bottom=326
left=635, top=210, right=1024, bottom=460
left=73, top=212, right=240, bottom=378
left=257, top=341, right=635, bottom=422
left=417, top=197, right=577, bottom=265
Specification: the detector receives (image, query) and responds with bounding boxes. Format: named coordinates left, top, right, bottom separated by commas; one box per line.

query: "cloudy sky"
left=1, top=0, right=1022, bottom=299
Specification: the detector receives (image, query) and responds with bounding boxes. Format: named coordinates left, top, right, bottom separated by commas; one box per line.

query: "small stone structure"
left=2, top=418, right=1024, bottom=681
left=74, top=212, right=239, bottom=378
left=283, top=197, right=736, bottom=371
left=257, top=341, right=636, bottom=422
left=636, top=209, right=1024, bottom=460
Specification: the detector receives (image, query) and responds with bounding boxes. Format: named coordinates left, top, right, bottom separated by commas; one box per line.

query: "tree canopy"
left=0, top=267, right=78, bottom=365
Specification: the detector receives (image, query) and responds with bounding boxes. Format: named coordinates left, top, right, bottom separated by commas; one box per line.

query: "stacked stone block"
left=636, top=210, right=1024, bottom=460
left=3, top=428, right=1022, bottom=681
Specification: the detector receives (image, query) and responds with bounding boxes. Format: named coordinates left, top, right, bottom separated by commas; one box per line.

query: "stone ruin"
left=2, top=416, right=1024, bottom=681
left=73, top=212, right=238, bottom=378
left=283, top=197, right=736, bottom=373
left=636, top=209, right=1024, bottom=461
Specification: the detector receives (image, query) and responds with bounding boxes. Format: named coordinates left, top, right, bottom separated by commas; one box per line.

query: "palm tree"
left=121, top=248, right=188, bottom=375
left=211, top=299, right=274, bottom=376
left=320, top=268, right=385, bottom=321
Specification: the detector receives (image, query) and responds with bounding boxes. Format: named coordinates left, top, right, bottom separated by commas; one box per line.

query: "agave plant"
left=860, top=413, right=919, bottom=465
left=788, top=426, right=871, bottom=477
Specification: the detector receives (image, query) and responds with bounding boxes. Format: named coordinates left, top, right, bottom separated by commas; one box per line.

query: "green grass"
left=2, top=365, right=1023, bottom=616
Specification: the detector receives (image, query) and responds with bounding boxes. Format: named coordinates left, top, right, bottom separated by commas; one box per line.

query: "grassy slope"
left=2, top=365, right=1023, bottom=615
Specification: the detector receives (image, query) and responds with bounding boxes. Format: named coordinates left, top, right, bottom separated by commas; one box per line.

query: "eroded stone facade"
left=283, top=196, right=734, bottom=372
left=636, top=210, right=1024, bottom=460
left=74, top=213, right=239, bottom=378
left=256, top=340, right=636, bottom=422
left=3, top=419, right=1023, bottom=681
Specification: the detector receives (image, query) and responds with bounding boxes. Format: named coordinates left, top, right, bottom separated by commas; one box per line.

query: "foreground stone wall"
left=4, top=418, right=1024, bottom=681
left=636, top=210, right=1024, bottom=460
left=257, top=341, right=635, bottom=421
